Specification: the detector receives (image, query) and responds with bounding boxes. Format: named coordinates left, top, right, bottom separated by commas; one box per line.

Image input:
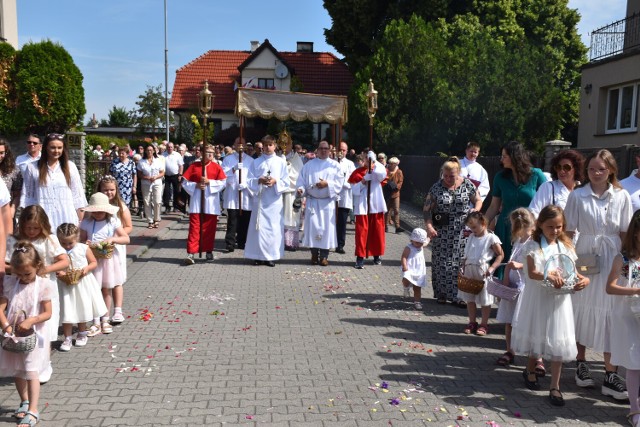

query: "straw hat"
left=82, top=193, right=120, bottom=215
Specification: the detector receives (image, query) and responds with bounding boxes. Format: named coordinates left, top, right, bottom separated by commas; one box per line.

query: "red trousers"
left=354, top=213, right=385, bottom=257
left=187, top=213, right=218, bottom=254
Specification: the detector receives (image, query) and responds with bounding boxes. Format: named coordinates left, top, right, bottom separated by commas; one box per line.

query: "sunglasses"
left=26, top=140, right=41, bottom=145
left=47, top=133, right=64, bottom=140
left=554, top=164, right=573, bottom=173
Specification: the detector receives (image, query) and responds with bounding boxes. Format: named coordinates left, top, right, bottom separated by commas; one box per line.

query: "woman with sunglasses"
left=21, top=133, right=87, bottom=230
left=529, top=149, right=585, bottom=217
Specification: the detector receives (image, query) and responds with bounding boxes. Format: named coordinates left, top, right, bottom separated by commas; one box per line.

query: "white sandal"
left=101, top=322, right=113, bottom=334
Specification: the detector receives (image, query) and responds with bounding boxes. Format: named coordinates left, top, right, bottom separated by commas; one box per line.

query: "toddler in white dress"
left=401, top=228, right=429, bottom=310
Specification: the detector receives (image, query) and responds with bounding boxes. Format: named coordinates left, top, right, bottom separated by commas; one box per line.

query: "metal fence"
left=85, top=159, right=112, bottom=197
left=590, top=13, right=640, bottom=61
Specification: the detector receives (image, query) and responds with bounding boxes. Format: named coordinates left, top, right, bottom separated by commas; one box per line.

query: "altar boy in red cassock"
left=348, top=151, right=387, bottom=269
left=181, top=144, right=226, bottom=264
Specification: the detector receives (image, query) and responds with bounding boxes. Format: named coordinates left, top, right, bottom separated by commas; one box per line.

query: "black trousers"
left=336, top=207, right=350, bottom=249
left=225, top=208, right=251, bottom=249
left=163, top=174, right=181, bottom=208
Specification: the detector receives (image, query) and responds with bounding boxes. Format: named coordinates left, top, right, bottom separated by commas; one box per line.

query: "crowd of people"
left=1, top=132, right=640, bottom=425
left=420, top=142, right=640, bottom=423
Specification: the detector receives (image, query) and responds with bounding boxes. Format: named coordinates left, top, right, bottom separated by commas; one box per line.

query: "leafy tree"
left=0, top=42, right=17, bottom=134
left=324, top=0, right=587, bottom=153
left=134, top=84, right=169, bottom=133
left=13, top=40, right=85, bottom=135
left=107, top=105, right=134, bottom=127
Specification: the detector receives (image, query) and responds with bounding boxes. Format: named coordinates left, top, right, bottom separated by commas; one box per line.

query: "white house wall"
left=241, top=49, right=290, bottom=91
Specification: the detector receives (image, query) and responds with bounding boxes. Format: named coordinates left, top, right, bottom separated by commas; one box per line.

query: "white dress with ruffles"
left=402, top=244, right=426, bottom=287
left=457, top=231, right=501, bottom=306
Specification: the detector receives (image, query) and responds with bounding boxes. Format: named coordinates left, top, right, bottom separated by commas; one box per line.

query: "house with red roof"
left=169, top=39, right=353, bottom=145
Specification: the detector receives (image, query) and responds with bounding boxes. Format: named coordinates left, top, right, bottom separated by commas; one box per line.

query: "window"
left=258, top=78, right=274, bottom=89
left=606, top=83, right=639, bottom=133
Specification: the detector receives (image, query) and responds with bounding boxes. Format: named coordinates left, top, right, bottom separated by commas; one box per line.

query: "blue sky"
left=17, top=0, right=626, bottom=124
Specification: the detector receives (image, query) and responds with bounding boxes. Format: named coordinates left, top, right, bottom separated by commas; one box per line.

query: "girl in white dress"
left=0, top=242, right=53, bottom=427
left=6, top=206, right=69, bottom=384
left=458, top=212, right=504, bottom=336
left=564, top=149, right=632, bottom=398
left=20, top=133, right=87, bottom=230
left=97, top=175, right=133, bottom=324
left=605, top=210, right=640, bottom=426
left=495, top=208, right=534, bottom=367
left=56, top=223, right=108, bottom=351
left=79, top=193, right=130, bottom=335
left=401, top=228, right=429, bottom=310
left=511, top=205, right=589, bottom=406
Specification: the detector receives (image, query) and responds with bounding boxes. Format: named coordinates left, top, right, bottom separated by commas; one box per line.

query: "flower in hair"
left=14, top=247, right=28, bottom=253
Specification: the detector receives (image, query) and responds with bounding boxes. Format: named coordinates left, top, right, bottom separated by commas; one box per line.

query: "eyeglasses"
left=26, top=140, right=40, bottom=145
left=554, top=164, right=573, bottom=173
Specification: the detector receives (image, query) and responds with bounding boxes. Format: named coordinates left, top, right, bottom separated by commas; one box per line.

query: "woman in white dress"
left=564, top=149, right=632, bottom=400
left=21, top=133, right=87, bottom=230
left=529, top=149, right=585, bottom=216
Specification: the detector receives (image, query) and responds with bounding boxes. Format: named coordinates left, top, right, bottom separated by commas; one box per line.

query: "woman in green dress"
left=485, top=141, right=547, bottom=262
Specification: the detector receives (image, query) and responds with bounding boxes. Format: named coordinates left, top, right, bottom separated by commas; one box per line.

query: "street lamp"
left=365, top=79, right=378, bottom=151
left=196, top=80, right=213, bottom=257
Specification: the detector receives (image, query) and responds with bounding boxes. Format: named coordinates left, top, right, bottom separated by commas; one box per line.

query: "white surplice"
left=336, top=157, right=356, bottom=209
left=296, top=158, right=342, bottom=250
left=283, top=152, right=304, bottom=227
left=351, top=161, right=388, bottom=215
left=244, top=153, right=289, bottom=261
left=221, top=152, right=254, bottom=210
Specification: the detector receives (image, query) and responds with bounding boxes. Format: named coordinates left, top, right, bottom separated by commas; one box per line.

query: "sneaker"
left=414, top=302, right=423, bottom=310
left=602, top=371, right=628, bottom=400
left=206, top=252, right=215, bottom=262
left=59, top=337, right=72, bottom=352
left=354, top=257, right=364, bottom=269
left=75, top=334, right=88, bottom=347
left=373, top=256, right=382, bottom=265
left=184, top=254, right=195, bottom=265
left=403, top=287, right=411, bottom=298
left=112, top=312, right=125, bottom=324
left=86, top=324, right=102, bottom=337
left=575, top=360, right=595, bottom=388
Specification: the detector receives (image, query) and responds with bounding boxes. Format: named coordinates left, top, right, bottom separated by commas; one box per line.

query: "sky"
left=16, top=0, right=628, bottom=125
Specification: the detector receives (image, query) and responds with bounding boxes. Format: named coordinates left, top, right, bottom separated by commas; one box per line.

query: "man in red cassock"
left=348, top=151, right=387, bottom=269
left=181, top=144, right=226, bottom=264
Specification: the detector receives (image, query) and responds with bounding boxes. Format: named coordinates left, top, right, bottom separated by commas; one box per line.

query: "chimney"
left=296, top=41, right=314, bottom=53
left=250, top=41, right=260, bottom=52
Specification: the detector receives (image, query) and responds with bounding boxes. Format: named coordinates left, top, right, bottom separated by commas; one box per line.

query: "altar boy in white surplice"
left=244, top=135, right=289, bottom=267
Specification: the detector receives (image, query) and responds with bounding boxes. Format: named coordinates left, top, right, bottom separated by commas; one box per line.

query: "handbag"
left=575, top=254, right=600, bottom=275
left=432, top=212, right=450, bottom=227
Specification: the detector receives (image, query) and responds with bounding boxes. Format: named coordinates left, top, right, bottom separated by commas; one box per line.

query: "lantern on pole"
left=196, top=81, right=214, bottom=257
left=365, top=79, right=378, bottom=150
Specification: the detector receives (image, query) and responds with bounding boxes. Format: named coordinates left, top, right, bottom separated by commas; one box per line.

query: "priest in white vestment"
left=295, top=141, right=342, bottom=266
left=244, top=135, right=289, bottom=266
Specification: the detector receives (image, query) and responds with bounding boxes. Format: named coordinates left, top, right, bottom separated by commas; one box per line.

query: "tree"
left=13, top=40, right=85, bottom=134
left=107, top=105, right=134, bottom=127
left=0, top=42, right=17, bottom=134
left=134, top=84, right=168, bottom=133
left=324, top=0, right=587, bottom=153
left=350, top=15, right=566, bottom=155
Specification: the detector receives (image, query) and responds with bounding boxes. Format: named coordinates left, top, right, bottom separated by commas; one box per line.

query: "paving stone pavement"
left=0, top=207, right=628, bottom=426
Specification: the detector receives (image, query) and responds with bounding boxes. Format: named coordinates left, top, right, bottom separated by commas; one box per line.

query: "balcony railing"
left=590, top=13, right=640, bottom=61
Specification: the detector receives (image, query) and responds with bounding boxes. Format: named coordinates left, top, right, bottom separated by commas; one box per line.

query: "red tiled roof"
left=170, top=48, right=352, bottom=112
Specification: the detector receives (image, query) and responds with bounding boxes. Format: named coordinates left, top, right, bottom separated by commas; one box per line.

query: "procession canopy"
left=236, top=88, right=348, bottom=124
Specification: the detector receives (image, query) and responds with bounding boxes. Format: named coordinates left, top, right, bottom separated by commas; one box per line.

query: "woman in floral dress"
left=110, top=146, right=137, bottom=207
left=424, top=157, right=482, bottom=306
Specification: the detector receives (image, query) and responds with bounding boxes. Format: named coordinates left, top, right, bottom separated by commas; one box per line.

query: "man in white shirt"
left=296, top=141, right=342, bottom=266
left=621, top=152, right=640, bottom=213
left=16, top=133, right=42, bottom=173
left=459, top=141, right=490, bottom=201
left=163, top=142, right=184, bottom=212
left=335, top=141, right=356, bottom=254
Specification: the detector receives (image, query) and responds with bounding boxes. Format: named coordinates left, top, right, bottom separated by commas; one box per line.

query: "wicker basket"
left=486, top=276, right=521, bottom=301
left=540, top=253, right=577, bottom=294
left=59, top=268, right=83, bottom=286
left=1, top=310, right=36, bottom=354
left=90, top=242, right=115, bottom=259
left=457, top=272, right=485, bottom=295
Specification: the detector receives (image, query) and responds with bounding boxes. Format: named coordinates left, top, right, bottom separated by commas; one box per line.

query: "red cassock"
left=348, top=165, right=386, bottom=258
left=183, top=160, right=226, bottom=254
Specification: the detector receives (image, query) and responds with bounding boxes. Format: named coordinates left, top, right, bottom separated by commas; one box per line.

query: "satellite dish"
left=275, top=64, right=289, bottom=79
